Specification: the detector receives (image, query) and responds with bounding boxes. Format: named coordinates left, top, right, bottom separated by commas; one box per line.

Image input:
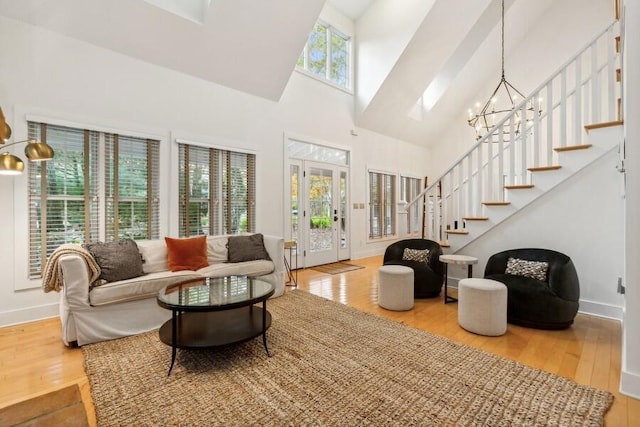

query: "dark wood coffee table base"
left=159, top=306, right=272, bottom=374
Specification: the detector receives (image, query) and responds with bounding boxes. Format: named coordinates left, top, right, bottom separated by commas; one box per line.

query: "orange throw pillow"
left=164, top=236, right=209, bottom=272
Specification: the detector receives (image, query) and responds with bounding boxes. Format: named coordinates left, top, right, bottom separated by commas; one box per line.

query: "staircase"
left=407, top=19, right=624, bottom=253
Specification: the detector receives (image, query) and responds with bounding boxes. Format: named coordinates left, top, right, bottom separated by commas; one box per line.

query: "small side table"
left=284, top=240, right=297, bottom=287
left=439, top=254, right=478, bottom=304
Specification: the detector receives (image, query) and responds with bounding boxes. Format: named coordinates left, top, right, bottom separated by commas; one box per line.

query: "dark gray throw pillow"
left=83, top=239, right=145, bottom=283
left=227, top=234, right=271, bottom=263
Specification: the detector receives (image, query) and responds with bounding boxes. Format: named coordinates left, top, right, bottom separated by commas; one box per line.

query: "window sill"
left=367, top=235, right=397, bottom=244
left=294, top=69, right=354, bottom=95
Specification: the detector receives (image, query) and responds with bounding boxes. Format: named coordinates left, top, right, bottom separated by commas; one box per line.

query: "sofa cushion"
left=89, top=271, right=202, bottom=306
left=83, top=239, right=144, bottom=283
left=137, top=240, right=169, bottom=274
left=198, top=260, right=274, bottom=278
left=227, top=233, right=271, bottom=262
left=206, top=236, right=229, bottom=264
left=165, top=236, right=209, bottom=271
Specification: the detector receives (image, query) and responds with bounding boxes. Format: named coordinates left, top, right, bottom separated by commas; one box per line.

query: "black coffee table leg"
left=168, top=310, right=177, bottom=376
left=262, top=300, right=270, bottom=357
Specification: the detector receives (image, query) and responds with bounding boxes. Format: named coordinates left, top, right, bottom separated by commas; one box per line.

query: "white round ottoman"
left=458, top=278, right=507, bottom=336
left=378, top=265, right=414, bottom=311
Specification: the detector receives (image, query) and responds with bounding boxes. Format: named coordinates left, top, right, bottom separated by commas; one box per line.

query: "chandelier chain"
left=501, top=0, right=505, bottom=79
left=466, top=0, right=541, bottom=141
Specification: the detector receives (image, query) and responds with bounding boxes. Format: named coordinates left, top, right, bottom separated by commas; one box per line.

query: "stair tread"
left=483, top=201, right=511, bottom=206
left=504, top=184, right=534, bottom=190
left=528, top=165, right=562, bottom=172
left=462, top=217, right=489, bottom=221
left=584, top=120, right=624, bottom=133
left=554, top=144, right=592, bottom=152
left=438, top=240, right=450, bottom=248
left=445, top=229, right=469, bottom=235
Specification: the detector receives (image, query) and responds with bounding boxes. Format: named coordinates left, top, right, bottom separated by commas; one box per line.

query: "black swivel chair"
left=383, top=239, right=444, bottom=298
left=484, top=248, right=580, bottom=330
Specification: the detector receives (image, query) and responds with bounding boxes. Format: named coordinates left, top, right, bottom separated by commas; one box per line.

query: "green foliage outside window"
left=310, top=217, right=332, bottom=229
left=297, top=20, right=350, bottom=89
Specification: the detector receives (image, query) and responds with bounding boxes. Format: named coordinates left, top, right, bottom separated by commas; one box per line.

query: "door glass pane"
left=290, top=164, right=300, bottom=247
left=340, top=171, right=347, bottom=249
left=309, top=167, right=333, bottom=252
left=287, top=140, right=348, bottom=165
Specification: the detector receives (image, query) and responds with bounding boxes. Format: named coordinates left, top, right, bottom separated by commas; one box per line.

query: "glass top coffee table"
left=157, top=275, right=275, bottom=375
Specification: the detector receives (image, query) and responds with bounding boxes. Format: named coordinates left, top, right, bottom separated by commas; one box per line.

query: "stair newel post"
left=546, top=83, right=554, bottom=165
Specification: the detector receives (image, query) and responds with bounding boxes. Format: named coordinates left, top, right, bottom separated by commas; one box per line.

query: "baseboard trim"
left=620, top=369, right=640, bottom=399
left=441, top=280, right=623, bottom=321
left=0, top=302, right=59, bottom=328
left=577, top=299, right=623, bottom=321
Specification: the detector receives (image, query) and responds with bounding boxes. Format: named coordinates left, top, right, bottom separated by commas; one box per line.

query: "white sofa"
left=57, top=234, right=285, bottom=346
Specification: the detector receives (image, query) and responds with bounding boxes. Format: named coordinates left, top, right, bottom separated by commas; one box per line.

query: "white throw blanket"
left=42, top=244, right=101, bottom=293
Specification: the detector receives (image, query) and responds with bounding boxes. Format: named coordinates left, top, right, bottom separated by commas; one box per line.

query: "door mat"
left=310, top=262, right=364, bottom=275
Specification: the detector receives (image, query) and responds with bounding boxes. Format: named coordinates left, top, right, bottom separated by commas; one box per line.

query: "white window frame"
left=367, top=168, right=397, bottom=241
left=401, top=175, right=423, bottom=237
left=11, top=107, right=168, bottom=290
left=174, top=138, right=257, bottom=238
left=296, top=19, right=353, bottom=93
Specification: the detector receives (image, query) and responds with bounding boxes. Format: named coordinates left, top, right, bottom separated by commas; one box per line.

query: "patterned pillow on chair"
left=402, top=248, right=430, bottom=263
left=505, top=257, right=549, bottom=281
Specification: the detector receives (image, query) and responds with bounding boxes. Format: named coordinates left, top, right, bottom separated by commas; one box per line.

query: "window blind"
left=28, top=123, right=100, bottom=279
left=368, top=171, right=396, bottom=239
left=178, top=143, right=255, bottom=237
left=402, top=176, right=422, bottom=234
left=27, top=121, right=160, bottom=278
left=105, top=134, right=160, bottom=241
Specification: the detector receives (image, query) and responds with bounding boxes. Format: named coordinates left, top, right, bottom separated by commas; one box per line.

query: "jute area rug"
left=83, top=291, right=613, bottom=426
left=310, top=262, right=364, bottom=275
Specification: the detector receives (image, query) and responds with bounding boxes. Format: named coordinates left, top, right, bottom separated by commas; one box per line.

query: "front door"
left=303, top=162, right=349, bottom=267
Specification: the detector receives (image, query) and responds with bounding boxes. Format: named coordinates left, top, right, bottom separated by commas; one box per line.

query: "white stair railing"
left=408, top=21, right=620, bottom=244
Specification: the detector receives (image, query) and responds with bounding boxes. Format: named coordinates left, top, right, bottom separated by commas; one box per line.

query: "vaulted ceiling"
left=0, top=0, right=613, bottom=147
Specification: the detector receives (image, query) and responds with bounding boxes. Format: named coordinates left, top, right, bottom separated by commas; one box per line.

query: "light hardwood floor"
left=1, top=255, right=638, bottom=426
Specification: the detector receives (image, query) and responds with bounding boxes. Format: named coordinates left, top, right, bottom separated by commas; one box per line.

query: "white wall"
left=0, top=15, right=431, bottom=326
left=421, top=0, right=626, bottom=322
left=431, top=0, right=614, bottom=176
left=621, top=0, right=640, bottom=399
left=355, top=0, right=436, bottom=118
left=448, top=149, right=625, bottom=320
